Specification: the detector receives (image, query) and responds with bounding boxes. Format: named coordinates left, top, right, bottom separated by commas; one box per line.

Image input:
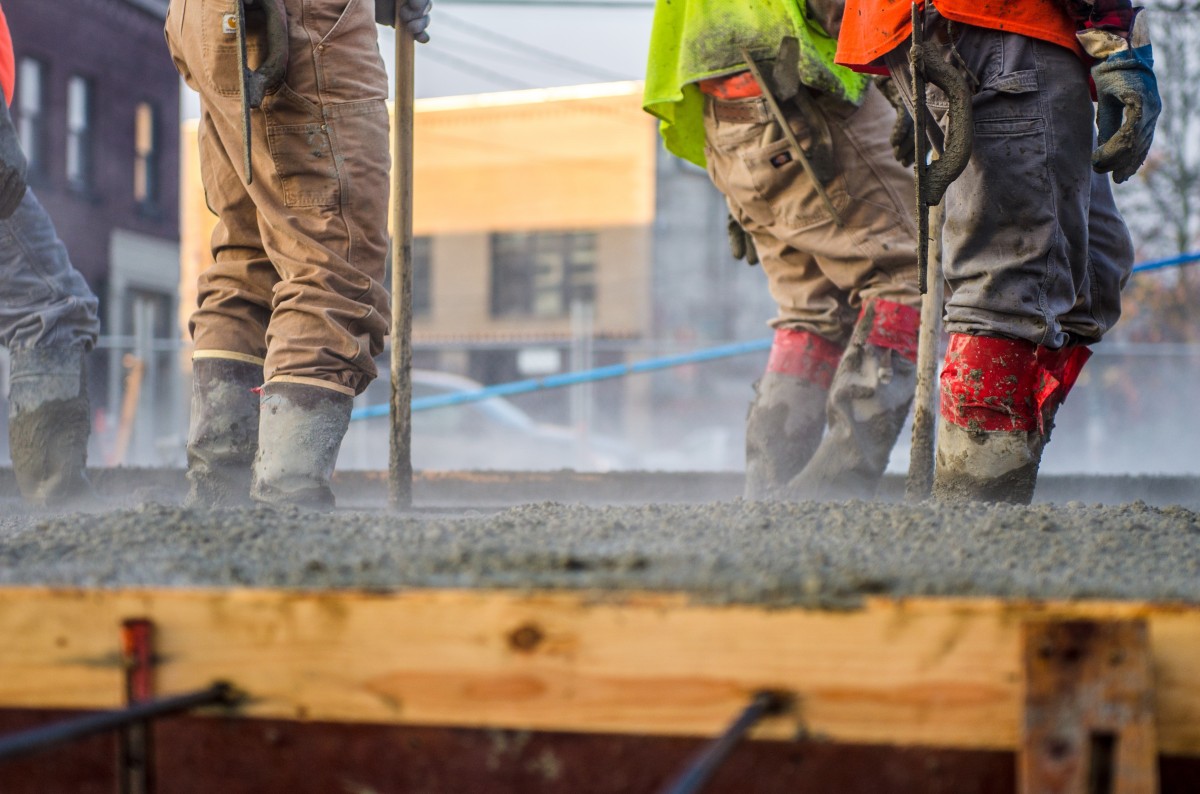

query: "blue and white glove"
left=376, top=0, right=432, bottom=43
left=1079, top=9, right=1161, bottom=183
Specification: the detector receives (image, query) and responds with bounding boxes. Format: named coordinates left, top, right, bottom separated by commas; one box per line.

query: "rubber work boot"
left=932, top=334, right=1090, bottom=505
left=185, top=358, right=263, bottom=507
left=744, top=328, right=842, bottom=500
left=8, top=345, right=93, bottom=507
left=250, top=382, right=352, bottom=509
left=786, top=300, right=920, bottom=501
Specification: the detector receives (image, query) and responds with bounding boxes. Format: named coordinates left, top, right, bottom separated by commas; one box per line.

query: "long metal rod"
left=907, top=202, right=943, bottom=502
left=906, top=1, right=937, bottom=501
left=0, top=683, right=235, bottom=763
left=389, top=20, right=416, bottom=510
left=658, top=691, right=789, bottom=794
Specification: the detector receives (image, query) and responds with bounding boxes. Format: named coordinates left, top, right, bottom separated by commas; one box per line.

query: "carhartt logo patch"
left=222, top=13, right=240, bottom=35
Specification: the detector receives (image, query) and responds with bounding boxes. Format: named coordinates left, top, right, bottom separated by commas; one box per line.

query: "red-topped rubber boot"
left=933, top=334, right=1091, bottom=504
left=787, top=299, right=920, bottom=500
left=743, top=327, right=843, bottom=500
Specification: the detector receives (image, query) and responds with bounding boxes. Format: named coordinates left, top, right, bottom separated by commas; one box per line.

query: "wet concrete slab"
left=0, top=471, right=1196, bottom=605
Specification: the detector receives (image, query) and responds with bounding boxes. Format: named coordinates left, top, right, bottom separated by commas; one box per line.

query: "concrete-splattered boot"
left=786, top=300, right=920, bottom=501
left=744, top=328, right=842, bottom=500
left=185, top=358, right=263, bottom=507
left=8, top=345, right=93, bottom=507
left=933, top=334, right=1090, bottom=505
left=251, top=382, right=352, bottom=509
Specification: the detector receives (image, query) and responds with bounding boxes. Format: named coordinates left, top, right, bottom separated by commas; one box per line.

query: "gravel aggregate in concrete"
left=0, top=498, right=1198, bottom=606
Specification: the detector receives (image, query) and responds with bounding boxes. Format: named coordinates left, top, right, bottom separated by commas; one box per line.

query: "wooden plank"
left=0, top=589, right=1198, bottom=755
left=1020, top=621, right=1158, bottom=794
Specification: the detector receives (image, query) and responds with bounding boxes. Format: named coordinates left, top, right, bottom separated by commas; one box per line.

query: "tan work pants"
left=704, top=82, right=919, bottom=346
left=166, top=0, right=391, bottom=396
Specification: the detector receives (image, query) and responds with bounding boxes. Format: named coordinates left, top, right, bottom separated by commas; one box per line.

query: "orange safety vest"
left=837, top=0, right=1082, bottom=71
left=0, top=6, right=13, bottom=106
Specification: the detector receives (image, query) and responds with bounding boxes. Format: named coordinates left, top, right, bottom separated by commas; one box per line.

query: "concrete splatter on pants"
left=0, top=188, right=98, bottom=352
left=884, top=20, right=1135, bottom=348
left=165, top=0, right=391, bottom=397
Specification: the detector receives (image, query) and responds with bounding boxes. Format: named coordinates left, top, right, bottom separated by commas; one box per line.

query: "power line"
left=437, top=10, right=628, bottom=81
left=421, top=46, right=536, bottom=88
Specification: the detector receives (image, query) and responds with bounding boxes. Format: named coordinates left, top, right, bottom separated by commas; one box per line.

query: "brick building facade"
left=3, top=0, right=181, bottom=464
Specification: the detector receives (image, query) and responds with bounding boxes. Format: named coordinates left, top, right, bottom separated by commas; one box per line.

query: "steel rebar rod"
left=0, top=683, right=236, bottom=763
left=658, top=691, right=790, bottom=794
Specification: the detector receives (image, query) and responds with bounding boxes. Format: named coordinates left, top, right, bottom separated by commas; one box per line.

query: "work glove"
left=0, top=100, right=27, bottom=220
left=376, top=0, right=432, bottom=43
left=873, top=76, right=915, bottom=168
left=1079, top=10, right=1160, bottom=183
left=727, top=214, right=759, bottom=266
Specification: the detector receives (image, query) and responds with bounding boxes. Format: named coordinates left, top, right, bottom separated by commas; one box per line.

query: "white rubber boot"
left=185, top=358, right=263, bottom=507
left=8, top=346, right=93, bottom=507
left=251, top=382, right=352, bottom=509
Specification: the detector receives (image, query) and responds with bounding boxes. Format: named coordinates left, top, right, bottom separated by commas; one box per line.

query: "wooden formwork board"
left=0, top=588, right=1198, bottom=756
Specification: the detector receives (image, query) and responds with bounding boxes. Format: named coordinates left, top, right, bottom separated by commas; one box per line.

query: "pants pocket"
left=742, top=136, right=848, bottom=230
left=199, top=0, right=265, bottom=98
left=265, top=85, right=340, bottom=208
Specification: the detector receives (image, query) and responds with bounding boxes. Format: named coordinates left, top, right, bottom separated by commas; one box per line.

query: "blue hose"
left=350, top=338, right=772, bottom=420
left=351, top=249, right=1200, bottom=422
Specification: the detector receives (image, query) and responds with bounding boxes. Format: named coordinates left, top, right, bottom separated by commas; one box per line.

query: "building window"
left=133, top=102, right=159, bottom=207
left=490, top=231, right=596, bottom=318
left=66, top=75, right=94, bottom=191
left=413, top=236, right=432, bottom=317
left=15, top=58, right=46, bottom=178
left=384, top=236, right=433, bottom=318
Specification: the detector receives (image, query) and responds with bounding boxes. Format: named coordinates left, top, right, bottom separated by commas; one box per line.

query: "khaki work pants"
left=166, top=0, right=391, bottom=396
left=704, top=82, right=919, bottom=346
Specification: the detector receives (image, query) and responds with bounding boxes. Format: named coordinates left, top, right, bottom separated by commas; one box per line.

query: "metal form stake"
left=118, top=619, right=156, bottom=794
left=389, top=22, right=416, bottom=510
left=1020, top=621, right=1157, bottom=794
left=658, top=691, right=790, bottom=794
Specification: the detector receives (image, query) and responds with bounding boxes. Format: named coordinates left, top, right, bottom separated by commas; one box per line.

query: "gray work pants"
left=0, top=188, right=99, bottom=352
left=885, top=21, right=1134, bottom=348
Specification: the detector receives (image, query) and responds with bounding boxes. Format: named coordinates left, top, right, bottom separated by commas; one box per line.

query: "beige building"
left=181, top=81, right=764, bottom=464
left=182, top=81, right=658, bottom=356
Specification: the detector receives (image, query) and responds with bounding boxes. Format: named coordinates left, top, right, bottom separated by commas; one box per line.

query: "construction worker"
left=644, top=2, right=923, bottom=501
left=837, top=1, right=1159, bottom=503
left=164, top=0, right=430, bottom=508
left=0, top=3, right=100, bottom=507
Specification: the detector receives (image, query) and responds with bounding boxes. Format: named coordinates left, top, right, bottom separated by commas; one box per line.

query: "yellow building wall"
left=179, top=81, right=658, bottom=342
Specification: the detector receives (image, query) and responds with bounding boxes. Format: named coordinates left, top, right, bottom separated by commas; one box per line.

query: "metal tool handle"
left=237, top=0, right=289, bottom=184
left=912, top=41, right=973, bottom=207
